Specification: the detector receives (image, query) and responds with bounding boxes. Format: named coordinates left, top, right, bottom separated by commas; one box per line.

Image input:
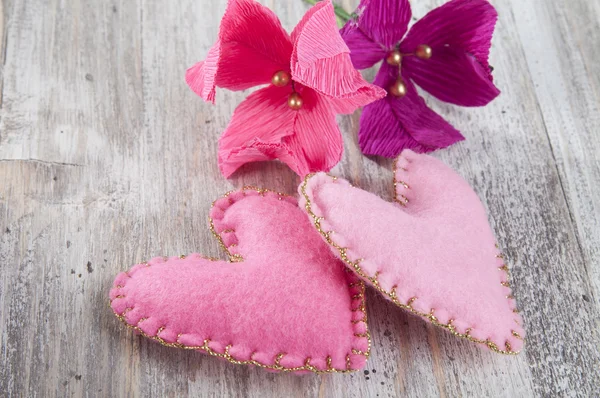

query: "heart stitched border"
left=109, top=187, right=371, bottom=374
left=299, top=150, right=525, bottom=355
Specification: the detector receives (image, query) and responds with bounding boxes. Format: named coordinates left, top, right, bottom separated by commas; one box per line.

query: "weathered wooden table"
left=1, top=0, right=599, bottom=396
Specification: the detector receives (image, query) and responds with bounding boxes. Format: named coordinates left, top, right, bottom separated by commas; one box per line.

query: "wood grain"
left=0, top=0, right=598, bottom=396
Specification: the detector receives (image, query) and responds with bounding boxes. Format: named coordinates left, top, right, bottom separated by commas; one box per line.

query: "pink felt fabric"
left=110, top=189, right=369, bottom=373
left=299, top=150, right=525, bottom=354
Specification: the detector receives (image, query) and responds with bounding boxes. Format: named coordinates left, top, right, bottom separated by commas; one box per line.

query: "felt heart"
left=299, top=150, right=525, bottom=354
left=109, top=188, right=370, bottom=374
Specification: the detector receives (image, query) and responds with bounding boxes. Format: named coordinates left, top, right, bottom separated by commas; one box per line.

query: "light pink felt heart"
left=299, top=150, right=525, bottom=354
left=109, top=188, right=370, bottom=374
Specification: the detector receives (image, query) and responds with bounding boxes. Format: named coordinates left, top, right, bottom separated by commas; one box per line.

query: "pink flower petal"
left=282, top=88, right=343, bottom=176
left=218, top=85, right=296, bottom=178
left=290, top=0, right=327, bottom=44
left=186, top=41, right=220, bottom=103
left=359, top=63, right=464, bottom=157
left=218, top=86, right=342, bottom=178
left=186, top=0, right=293, bottom=103
left=401, top=0, right=498, bottom=75
left=402, top=47, right=500, bottom=107
left=352, top=0, right=412, bottom=50
left=291, top=0, right=385, bottom=115
left=340, top=22, right=387, bottom=70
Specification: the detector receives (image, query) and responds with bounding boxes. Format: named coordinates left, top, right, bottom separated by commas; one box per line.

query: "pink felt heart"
left=299, top=150, right=525, bottom=354
left=110, top=188, right=370, bottom=373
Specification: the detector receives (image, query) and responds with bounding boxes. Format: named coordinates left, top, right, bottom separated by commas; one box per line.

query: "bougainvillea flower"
left=186, top=0, right=385, bottom=177
left=341, top=0, right=500, bottom=157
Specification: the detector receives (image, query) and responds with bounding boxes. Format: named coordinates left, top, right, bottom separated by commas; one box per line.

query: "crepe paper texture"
left=303, top=0, right=355, bottom=28
left=341, top=0, right=500, bottom=157
left=109, top=188, right=370, bottom=374
left=186, top=0, right=385, bottom=178
left=299, top=149, right=525, bottom=354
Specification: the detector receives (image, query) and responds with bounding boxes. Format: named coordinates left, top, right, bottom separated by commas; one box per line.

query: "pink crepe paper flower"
left=186, top=0, right=385, bottom=177
left=341, top=0, right=500, bottom=157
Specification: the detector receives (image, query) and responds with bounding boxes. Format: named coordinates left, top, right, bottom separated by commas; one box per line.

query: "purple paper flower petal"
left=340, top=23, right=387, bottom=69
left=359, top=63, right=464, bottom=157
left=401, top=0, right=497, bottom=75
left=359, top=96, right=426, bottom=156
left=402, top=46, right=500, bottom=107
left=352, top=0, right=412, bottom=50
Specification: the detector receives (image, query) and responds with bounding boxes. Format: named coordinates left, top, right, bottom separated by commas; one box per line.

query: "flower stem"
left=303, top=0, right=354, bottom=26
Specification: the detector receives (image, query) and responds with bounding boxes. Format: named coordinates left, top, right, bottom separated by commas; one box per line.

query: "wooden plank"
left=505, top=1, right=600, bottom=395
left=0, top=0, right=598, bottom=396
left=0, top=0, right=5, bottom=109
left=510, top=0, right=600, bottom=299
left=0, top=0, right=146, bottom=396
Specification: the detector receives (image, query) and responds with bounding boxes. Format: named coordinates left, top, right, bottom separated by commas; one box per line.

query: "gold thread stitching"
left=392, top=158, right=410, bottom=206
left=300, top=170, right=523, bottom=355
left=116, top=313, right=366, bottom=374
left=111, top=187, right=370, bottom=373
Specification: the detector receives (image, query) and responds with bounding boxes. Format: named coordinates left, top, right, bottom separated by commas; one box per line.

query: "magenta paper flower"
left=186, top=0, right=385, bottom=177
left=341, top=0, right=500, bottom=157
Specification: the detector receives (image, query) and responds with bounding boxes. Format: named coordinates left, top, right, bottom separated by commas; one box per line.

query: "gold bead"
left=389, top=78, right=407, bottom=97
left=415, top=44, right=432, bottom=60
left=386, top=50, right=402, bottom=66
left=271, top=71, right=291, bottom=87
left=288, top=92, right=303, bottom=110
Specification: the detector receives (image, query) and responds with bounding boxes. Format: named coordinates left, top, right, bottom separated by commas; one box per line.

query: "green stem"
left=303, top=0, right=354, bottom=25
